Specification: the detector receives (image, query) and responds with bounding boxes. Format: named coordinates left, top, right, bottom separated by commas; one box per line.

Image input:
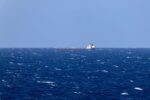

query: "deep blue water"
left=0, top=48, right=150, bottom=100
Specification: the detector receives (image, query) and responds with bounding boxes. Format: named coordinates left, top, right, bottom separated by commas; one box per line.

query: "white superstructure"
left=86, top=44, right=96, bottom=50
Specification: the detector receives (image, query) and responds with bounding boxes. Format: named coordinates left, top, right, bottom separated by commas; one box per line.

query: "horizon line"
left=0, top=47, right=150, bottom=49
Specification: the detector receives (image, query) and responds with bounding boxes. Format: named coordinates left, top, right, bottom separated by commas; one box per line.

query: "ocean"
left=0, top=48, right=150, bottom=100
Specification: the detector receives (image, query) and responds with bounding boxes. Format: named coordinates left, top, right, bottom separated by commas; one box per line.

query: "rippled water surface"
left=0, top=48, right=150, bottom=100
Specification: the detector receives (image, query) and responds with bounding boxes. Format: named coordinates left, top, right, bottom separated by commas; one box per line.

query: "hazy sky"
left=0, top=0, right=150, bottom=48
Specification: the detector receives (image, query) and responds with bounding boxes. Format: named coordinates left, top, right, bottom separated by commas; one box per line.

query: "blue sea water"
left=0, top=48, right=150, bottom=100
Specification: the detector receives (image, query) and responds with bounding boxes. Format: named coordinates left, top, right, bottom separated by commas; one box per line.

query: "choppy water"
left=0, top=48, right=150, bottom=100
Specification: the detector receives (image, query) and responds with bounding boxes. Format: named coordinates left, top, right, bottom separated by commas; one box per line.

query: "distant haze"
left=0, top=0, right=150, bottom=48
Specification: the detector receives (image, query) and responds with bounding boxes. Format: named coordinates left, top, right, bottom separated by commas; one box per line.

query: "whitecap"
left=17, top=63, right=24, bottom=66
left=33, top=52, right=38, bottom=55
left=95, top=70, right=100, bottom=72
left=121, top=92, right=129, bottom=96
left=55, top=68, right=62, bottom=71
left=65, top=75, right=72, bottom=78
left=123, top=60, right=127, bottom=63
left=1, top=80, right=7, bottom=83
left=34, top=74, right=40, bottom=79
left=5, top=85, right=12, bottom=88
left=6, top=70, right=13, bottom=74
left=74, top=91, right=81, bottom=94
left=100, top=62, right=105, bottom=64
left=37, top=81, right=57, bottom=88
left=28, top=64, right=31, bottom=67
left=97, top=59, right=101, bottom=62
left=35, top=76, right=40, bottom=79
left=41, top=81, right=54, bottom=84
left=37, top=81, right=56, bottom=86
left=136, top=56, right=142, bottom=59
left=113, top=65, right=119, bottom=68
left=101, top=70, right=108, bottom=73
left=143, top=62, right=149, bottom=64
left=9, top=62, right=14, bottom=65
left=45, top=65, right=49, bottom=68
left=126, top=56, right=132, bottom=59
left=130, top=80, right=134, bottom=83
left=70, top=58, right=75, bottom=60
left=18, top=56, right=23, bottom=59
left=134, top=87, right=143, bottom=91
left=127, top=52, right=132, bottom=54
left=46, top=93, right=52, bottom=96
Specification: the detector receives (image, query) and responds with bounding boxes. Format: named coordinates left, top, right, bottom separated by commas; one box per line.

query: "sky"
left=0, top=0, right=150, bottom=48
